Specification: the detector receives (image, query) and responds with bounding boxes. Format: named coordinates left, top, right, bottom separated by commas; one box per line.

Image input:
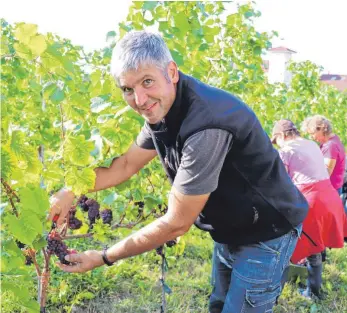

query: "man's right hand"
left=48, top=188, right=75, bottom=227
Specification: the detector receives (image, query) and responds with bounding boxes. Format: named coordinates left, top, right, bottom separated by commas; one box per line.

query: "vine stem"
left=1, top=178, right=19, bottom=217
left=62, top=209, right=161, bottom=241
left=38, top=249, right=51, bottom=312
left=1, top=178, right=20, bottom=201
left=160, top=251, right=167, bottom=313
left=27, top=249, right=42, bottom=277
left=146, top=176, right=155, bottom=192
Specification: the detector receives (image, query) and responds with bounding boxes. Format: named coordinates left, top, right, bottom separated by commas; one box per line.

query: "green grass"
left=67, top=230, right=347, bottom=313
left=2, top=229, right=346, bottom=313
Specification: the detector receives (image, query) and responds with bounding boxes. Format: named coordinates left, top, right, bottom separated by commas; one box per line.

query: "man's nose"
left=134, top=88, right=148, bottom=107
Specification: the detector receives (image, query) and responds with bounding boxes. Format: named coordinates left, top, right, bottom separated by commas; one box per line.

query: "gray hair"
left=301, top=115, right=333, bottom=135
left=111, top=30, right=173, bottom=82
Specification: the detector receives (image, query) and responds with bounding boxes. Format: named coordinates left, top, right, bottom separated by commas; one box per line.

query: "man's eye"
left=143, top=79, right=153, bottom=86
left=122, top=87, right=133, bottom=93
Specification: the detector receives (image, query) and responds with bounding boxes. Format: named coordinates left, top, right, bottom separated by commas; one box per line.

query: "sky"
left=2, top=0, right=346, bottom=74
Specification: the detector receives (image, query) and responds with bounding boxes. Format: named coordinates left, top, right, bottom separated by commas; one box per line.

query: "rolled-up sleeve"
left=173, top=129, right=233, bottom=195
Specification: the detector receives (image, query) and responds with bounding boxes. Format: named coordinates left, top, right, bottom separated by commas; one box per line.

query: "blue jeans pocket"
left=245, top=284, right=281, bottom=308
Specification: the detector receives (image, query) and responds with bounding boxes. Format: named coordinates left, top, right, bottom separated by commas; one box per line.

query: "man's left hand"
left=57, top=250, right=105, bottom=273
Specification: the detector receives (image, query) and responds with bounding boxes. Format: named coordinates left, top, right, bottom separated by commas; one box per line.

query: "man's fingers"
left=56, top=215, right=66, bottom=227
left=47, top=207, right=57, bottom=221
left=65, top=253, right=83, bottom=263
left=56, top=262, right=84, bottom=273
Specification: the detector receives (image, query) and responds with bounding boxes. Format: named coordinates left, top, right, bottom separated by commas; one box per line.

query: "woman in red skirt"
left=271, top=119, right=347, bottom=299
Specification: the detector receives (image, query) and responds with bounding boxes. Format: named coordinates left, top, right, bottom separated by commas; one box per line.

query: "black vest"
left=149, top=72, right=308, bottom=246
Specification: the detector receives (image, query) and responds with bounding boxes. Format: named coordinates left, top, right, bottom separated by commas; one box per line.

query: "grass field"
left=64, top=229, right=347, bottom=313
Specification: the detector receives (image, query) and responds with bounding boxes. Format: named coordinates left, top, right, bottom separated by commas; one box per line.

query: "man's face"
left=118, top=62, right=179, bottom=124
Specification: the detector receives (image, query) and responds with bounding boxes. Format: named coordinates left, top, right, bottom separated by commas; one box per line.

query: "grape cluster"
left=77, top=195, right=89, bottom=212
left=47, top=231, right=71, bottom=265
left=25, top=254, right=33, bottom=266
left=165, top=239, right=177, bottom=248
left=16, top=240, right=25, bottom=249
left=156, top=245, right=164, bottom=256
left=100, top=209, right=113, bottom=225
left=86, top=199, right=100, bottom=226
left=68, top=208, right=82, bottom=230
left=135, top=201, right=144, bottom=216
left=155, top=239, right=177, bottom=256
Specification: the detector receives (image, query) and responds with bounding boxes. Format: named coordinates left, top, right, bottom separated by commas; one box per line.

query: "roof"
left=269, top=46, right=297, bottom=54
left=320, top=74, right=347, bottom=92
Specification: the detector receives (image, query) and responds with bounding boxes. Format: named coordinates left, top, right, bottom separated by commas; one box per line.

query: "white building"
left=263, top=47, right=297, bottom=86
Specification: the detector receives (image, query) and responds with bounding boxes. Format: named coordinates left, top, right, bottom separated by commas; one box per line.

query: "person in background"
left=301, top=115, right=346, bottom=196
left=342, top=158, right=347, bottom=215
left=48, top=30, right=308, bottom=313
left=271, top=119, right=347, bottom=299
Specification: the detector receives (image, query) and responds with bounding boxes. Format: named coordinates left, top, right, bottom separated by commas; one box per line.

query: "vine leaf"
left=1, top=146, right=16, bottom=179
left=19, top=186, right=49, bottom=218
left=28, top=34, right=47, bottom=56
left=65, top=167, right=96, bottom=195
left=64, top=135, right=95, bottom=167
left=4, top=214, right=41, bottom=245
left=10, top=131, right=42, bottom=174
left=14, top=23, right=38, bottom=45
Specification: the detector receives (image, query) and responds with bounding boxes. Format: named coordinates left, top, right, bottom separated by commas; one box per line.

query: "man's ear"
left=168, top=61, right=179, bottom=83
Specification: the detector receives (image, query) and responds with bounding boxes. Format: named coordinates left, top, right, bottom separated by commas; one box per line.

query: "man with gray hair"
left=49, top=30, right=308, bottom=313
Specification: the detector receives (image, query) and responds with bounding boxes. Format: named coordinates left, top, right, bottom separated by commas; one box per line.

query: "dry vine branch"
left=1, top=178, right=19, bottom=217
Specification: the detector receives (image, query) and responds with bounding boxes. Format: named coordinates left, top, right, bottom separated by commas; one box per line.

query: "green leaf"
left=103, top=192, right=119, bottom=205
left=64, top=135, right=94, bottom=166
left=310, top=304, right=318, bottom=313
left=3, top=215, right=39, bottom=245
left=62, top=59, right=74, bottom=73
left=244, top=10, right=254, bottom=19
left=173, top=14, right=190, bottom=33
left=65, top=167, right=96, bottom=195
left=253, top=46, right=262, bottom=55
left=13, top=42, right=33, bottom=60
left=21, top=300, right=40, bottom=313
left=10, top=133, right=41, bottom=174
left=14, top=23, right=38, bottom=44
left=76, top=291, right=96, bottom=300
left=19, top=186, right=49, bottom=218
left=10, top=132, right=41, bottom=174
left=1, top=146, right=16, bottom=179
left=1, top=280, right=39, bottom=312
left=28, top=34, right=47, bottom=55
left=144, top=195, right=161, bottom=210
left=32, top=235, right=47, bottom=250
left=142, top=1, right=157, bottom=10
left=199, top=43, right=209, bottom=52
left=106, top=31, right=117, bottom=42
left=43, top=83, right=56, bottom=99
left=2, top=239, right=23, bottom=257
left=50, top=87, right=65, bottom=104
left=131, top=188, right=142, bottom=202
left=171, top=50, right=184, bottom=66
left=42, top=165, right=64, bottom=183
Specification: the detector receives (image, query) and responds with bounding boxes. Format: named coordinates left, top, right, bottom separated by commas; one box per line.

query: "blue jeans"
left=209, top=226, right=301, bottom=313
left=337, top=187, right=347, bottom=215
